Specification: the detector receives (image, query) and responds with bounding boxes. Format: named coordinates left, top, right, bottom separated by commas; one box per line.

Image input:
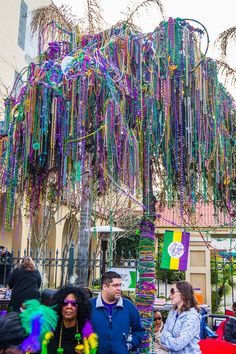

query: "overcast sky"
left=54, top=0, right=236, bottom=97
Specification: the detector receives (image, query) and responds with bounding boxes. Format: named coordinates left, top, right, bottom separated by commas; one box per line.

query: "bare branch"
left=216, top=59, right=236, bottom=86
left=110, top=19, right=142, bottom=34
left=54, top=208, right=79, bottom=225
left=125, top=0, right=165, bottom=24
left=31, top=3, right=78, bottom=34
left=85, top=0, right=105, bottom=33
left=0, top=77, right=9, bottom=97
left=216, top=26, right=236, bottom=57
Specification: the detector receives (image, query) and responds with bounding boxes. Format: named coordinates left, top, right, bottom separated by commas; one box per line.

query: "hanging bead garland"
left=1, top=19, right=236, bottom=352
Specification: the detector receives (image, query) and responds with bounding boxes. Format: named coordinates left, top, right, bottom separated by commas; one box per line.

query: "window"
left=18, top=0, right=28, bottom=50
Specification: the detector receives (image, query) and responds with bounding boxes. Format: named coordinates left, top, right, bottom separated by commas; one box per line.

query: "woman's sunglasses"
left=154, top=317, right=162, bottom=321
left=170, top=288, right=180, bottom=295
left=62, top=299, right=78, bottom=307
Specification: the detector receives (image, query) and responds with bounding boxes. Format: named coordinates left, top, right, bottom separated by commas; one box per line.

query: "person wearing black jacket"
left=8, top=256, right=41, bottom=311
left=224, top=302, right=236, bottom=343
left=0, top=246, right=13, bottom=286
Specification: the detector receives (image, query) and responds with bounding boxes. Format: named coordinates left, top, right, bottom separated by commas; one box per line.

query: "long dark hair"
left=53, top=285, right=91, bottom=332
left=175, top=281, right=199, bottom=312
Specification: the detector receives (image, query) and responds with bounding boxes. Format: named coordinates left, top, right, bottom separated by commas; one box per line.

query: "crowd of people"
left=0, top=268, right=145, bottom=354
left=0, top=251, right=236, bottom=353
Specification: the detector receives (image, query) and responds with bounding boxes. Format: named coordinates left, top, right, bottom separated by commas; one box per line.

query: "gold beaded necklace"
left=57, top=322, right=85, bottom=354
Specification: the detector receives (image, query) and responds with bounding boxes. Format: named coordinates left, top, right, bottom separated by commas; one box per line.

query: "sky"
left=54, top=0, right=236, bottom=96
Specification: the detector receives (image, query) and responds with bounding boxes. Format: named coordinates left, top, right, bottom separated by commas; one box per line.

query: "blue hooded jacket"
left=160, top=307, right=201, bottom=353
left=90, top=293, right=144, bottom=353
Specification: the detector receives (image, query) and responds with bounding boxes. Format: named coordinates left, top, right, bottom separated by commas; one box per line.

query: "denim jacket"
left=160, top=307, right=201, bottom=353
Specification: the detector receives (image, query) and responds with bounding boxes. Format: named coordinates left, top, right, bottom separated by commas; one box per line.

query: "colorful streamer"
left=0, top=16, right=235, bottom=353
left=0, top=18, right=235, bottom=230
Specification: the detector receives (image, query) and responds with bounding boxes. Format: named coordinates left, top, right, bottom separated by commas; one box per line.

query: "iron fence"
left=0, top=245, right=184, bottom=301
left=0, top=246, right=141, bottom=290
left=211, top=256, right=236, bottom=313
left=1, top=247, right=236, bottom=312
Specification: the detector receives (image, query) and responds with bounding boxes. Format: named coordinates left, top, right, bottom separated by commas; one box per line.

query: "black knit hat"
left=0, top=312, right=26, bottom=349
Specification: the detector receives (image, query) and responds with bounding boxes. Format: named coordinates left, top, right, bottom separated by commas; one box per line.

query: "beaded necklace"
left=57, top=322, right=84, bottom=354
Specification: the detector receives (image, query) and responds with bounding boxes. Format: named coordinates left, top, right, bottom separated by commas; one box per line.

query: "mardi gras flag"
left=161, top=230, right=190, bottom=271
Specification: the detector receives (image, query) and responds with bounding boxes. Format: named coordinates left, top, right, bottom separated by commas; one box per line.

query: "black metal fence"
left=0, top=245, right=183, bottom=298
left=0, top=246, right=141, bottom=289
left=2, top=246, right=234, bottom=313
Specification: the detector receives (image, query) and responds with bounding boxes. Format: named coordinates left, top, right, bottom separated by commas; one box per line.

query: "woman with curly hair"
left=159, top=281, right=201, bottom=353
left=47, top=285, right=98, bottom=354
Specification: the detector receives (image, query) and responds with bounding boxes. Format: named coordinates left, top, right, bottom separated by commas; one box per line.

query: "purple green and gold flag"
left=161, top=230, right=190, bottom=271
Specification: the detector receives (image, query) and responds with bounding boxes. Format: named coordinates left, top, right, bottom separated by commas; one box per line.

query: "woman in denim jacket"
left=159, top=281, right=201, bottom=353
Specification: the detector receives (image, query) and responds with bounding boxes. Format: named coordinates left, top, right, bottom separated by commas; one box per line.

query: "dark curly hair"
left=53, top=285, right=91, bottom=332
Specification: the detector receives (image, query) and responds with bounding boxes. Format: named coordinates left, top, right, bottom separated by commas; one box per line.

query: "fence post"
left=68, top=242, right=75, bottom=280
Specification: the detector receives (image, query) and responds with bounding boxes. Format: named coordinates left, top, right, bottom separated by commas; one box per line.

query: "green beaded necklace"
left=57, top=322, right=84, bottom=354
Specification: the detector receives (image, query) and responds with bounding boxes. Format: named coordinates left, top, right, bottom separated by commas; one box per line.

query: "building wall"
left=156, top=228, right=212, bottom=308
left=185, top=232, right=211, bottom=308
left=0, top=0, right=51, bottom=122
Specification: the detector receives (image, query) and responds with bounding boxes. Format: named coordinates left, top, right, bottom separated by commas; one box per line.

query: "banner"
left=161, top=230, right=190, bottom=271
left=109, top=267, right=138, bottom=291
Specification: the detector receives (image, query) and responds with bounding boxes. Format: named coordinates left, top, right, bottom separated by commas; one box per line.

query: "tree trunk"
left=76, top=160, right=92, bottom=286
left=136, top=218, right=156, bottom=353
left=136, top=112, right=157, bottom=351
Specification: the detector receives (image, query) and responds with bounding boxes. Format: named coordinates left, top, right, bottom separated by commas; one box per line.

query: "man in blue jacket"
left=90, top=271, right=144, bottom=353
